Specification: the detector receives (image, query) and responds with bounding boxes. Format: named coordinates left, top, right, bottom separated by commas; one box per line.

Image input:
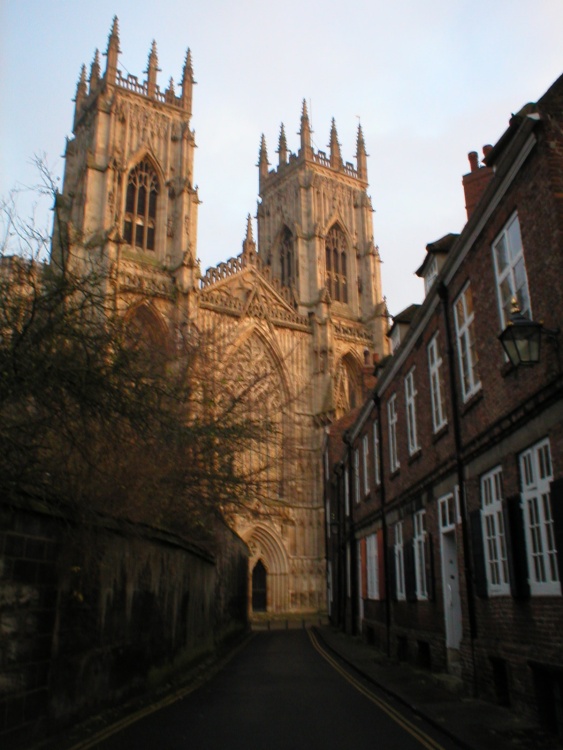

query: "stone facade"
left=52, top=19, right=389, bottom=619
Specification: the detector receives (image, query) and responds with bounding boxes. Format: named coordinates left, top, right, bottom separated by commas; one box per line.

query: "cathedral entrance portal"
left=252, top=560, right=267, bottom=611
left=244, top=525, right=289, bottom=615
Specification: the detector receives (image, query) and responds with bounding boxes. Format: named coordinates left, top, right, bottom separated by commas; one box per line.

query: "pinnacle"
left=108, top=15, right=120, bottom=48
left=148, top=39, right=159, bottom=68
left=245, top=214, right=254, bottom=242
left=259, top=133, right=269, bottom=162
left=90, top=49, right=101, bottom=81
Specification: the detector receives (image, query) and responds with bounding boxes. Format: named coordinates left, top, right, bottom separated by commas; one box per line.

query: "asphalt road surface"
left=90, top=629, right=462, bottom=749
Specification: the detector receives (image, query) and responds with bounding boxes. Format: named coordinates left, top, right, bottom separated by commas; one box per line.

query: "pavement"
left=312, top=624, right=563, bottom=750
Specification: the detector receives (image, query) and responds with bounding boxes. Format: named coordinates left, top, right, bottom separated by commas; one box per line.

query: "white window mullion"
left=405, top=368, right=419, bottom=455
left=395, top=522, right=405, bottom=600
left=372, top=420, right=380, bottom=486
left=428, top=334, right=447, bottom=432
left=520, top=438, right=559, bottom=596
left=388, top=394, right=399, bottom=472
left=362, top=434, right=370, bottom=497
left=454, top=283, right=481, bottom=402
left=480, top=466, right=510, bottom=595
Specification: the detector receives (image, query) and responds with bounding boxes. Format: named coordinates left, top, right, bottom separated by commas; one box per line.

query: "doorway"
left=252, top=560, right=267, bottom=612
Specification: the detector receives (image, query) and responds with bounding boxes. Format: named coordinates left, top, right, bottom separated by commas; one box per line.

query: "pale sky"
left=1, top=0, right=561, bottom=316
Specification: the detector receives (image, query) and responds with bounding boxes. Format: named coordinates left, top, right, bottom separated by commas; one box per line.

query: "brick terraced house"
left=324, top=73, right=563, bottom=737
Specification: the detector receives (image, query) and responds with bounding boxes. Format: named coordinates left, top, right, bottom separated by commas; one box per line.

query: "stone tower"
left=53, top=20, right=389, bottom=619
left=257, top=102, right=388, bottom=418
left=53, top=17, right=199, bottom=294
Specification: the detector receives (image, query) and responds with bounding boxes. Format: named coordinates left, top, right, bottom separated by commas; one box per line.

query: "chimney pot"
left=483, top=144, right=493, bottom=158
left=468, top=151, right=479, bottom=172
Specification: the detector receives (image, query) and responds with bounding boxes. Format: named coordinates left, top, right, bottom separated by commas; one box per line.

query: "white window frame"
left=428, top=333, right=447, bottom=433
left=344, top=466, right=350, bottom=517
left=439, top=490, right=460, bottom=529
left=353, top=448, right=360, bottom=504
left=394, top=522, right=406, bottom=600
left=405, top=367, right=419, bottom=455
left=492, top=213, right=531, bottom=329
left=424, top=255, right=438, bottom=296
left=454, top=283, right=481, bottom=402
left=366, top=533, right=379, bottom=600
left=414, top=510, right=428, bottom=600
left=388, top=394, right=400, bottom=472
left=362, top=434, right=370, bottom=497
left=372, top=420, right=381, bottom=486
left=480, top=467, right=510, bottom=595
left=520, top=439, right=559, bottom=596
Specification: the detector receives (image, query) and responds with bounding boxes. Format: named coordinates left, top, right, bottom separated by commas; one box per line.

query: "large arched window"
left=123, top=159, right=159, bottom=252
left=325, top=225, right=348, bottom=302
left=280, top=227, right=294, bottom=287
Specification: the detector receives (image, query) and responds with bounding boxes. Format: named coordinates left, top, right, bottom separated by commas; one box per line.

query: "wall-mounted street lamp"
left=499, top=298, right=559, bottom=367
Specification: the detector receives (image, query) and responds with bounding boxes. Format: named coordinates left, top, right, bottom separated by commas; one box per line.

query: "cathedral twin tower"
left=57, top=18, right=388, bottom=616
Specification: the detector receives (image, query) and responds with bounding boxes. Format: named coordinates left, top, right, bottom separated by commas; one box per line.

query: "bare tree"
left=0, top=170, right=300, bottom=543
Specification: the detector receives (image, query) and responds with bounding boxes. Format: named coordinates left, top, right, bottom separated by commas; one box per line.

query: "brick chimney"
left=462, top=146, right=493, bottom=219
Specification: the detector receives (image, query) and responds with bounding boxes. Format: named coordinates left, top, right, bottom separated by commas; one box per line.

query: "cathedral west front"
left=54, top=18, right=389, bottom=618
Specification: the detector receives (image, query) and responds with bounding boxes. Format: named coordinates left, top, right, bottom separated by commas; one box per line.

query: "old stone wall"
left=0, top=498, right=248, bottom=749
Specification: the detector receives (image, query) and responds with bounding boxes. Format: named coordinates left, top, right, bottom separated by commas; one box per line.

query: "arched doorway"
left=244, top=524, right=290, bottom=615
left=252, top=560, right=267, bottom=612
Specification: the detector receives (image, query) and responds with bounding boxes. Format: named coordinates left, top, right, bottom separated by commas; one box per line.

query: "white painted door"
left=441, top=530, right=462, bottom=649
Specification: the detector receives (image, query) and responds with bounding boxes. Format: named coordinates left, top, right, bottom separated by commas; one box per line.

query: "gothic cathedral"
left=54, top=19, right=389, bottom=617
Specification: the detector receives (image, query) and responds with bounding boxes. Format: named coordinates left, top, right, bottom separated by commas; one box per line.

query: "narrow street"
left=88, top=629, right=462, bottom=750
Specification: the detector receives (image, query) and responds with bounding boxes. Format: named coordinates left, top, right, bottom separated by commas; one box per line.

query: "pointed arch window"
left=280, top=227, right=294, bottom=287
left=325, top=225, right=348, bottom=303
left=123, top=159, right=159, bottom=252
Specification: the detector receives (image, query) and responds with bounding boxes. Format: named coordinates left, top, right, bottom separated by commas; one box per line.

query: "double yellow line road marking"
left=308, top=628, right=446, bottom=750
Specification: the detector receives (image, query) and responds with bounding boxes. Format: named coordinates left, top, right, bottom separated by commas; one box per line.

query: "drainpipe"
left=343, top=430, right=358, bottom=635
left=373, top=393, right=391, bottom=657
left=438, top=281, right=478, bottom=695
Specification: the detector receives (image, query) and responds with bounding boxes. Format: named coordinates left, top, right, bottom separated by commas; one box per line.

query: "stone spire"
left=299, top=99, right=312, bottom=160
left=258, top=134, right=269, bottom=184
left=181, top=48, right=194, bottom=116
left=146, top=40, right=160, bottom=98
left=329, top=118, right=343, bottom=170
left=242, top=214, right=256, bottom=257
left=73, top=65, right=88, bottom=129
left=356, top=123, right=368, bottom=181
left=105, top=16, right=120, bottom=84
left=277, top=123, right=288, bottom=166
left=89, top=49, right=101, bottom=94
left=75, top=65, right=87, bottom=105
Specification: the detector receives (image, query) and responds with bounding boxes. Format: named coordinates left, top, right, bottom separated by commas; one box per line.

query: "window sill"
left=432, top=424, right=448, bottom=443
left=460, top=388, right=483, bottom=416
left=407, top=449, right=422, bottom=466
